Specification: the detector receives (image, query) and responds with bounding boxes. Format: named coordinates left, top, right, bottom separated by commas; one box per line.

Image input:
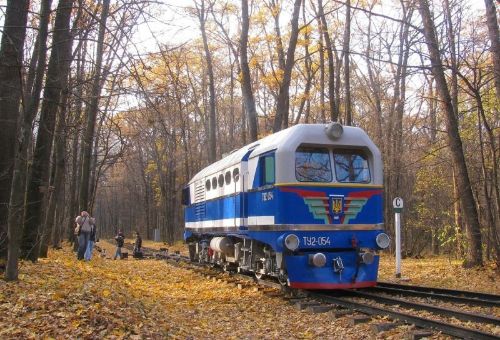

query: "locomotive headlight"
left=284, top=234, right=300, bottom=251
left=325, top=122, right=343, bottom=140
left=376, top=233, right=390, bottom=249
left=360, top=252, right=375, bottom=264
left=309, top=253, right=327, bottom=267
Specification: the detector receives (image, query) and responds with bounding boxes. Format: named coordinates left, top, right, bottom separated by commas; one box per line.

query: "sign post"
left=393, top=197, right=403, bottom=278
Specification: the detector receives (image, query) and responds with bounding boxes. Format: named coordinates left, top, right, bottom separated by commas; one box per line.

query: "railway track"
left=340, top=289, right=500, bottom=325
left=119, top=246, right=500, bottom=339
left=371, top=282, right=500, bottom=308
left=309, top=291, right=499, bottom=340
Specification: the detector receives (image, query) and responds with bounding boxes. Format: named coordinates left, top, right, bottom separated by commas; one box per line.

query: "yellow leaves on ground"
left=1, top=242, right=498, bottom=338
left=0, top=243, right=378, bottom=339
left=378, top=254, right=500, bottom=294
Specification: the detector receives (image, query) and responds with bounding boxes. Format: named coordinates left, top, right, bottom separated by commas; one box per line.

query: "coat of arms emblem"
left=329, top=195, right=344, bottom=222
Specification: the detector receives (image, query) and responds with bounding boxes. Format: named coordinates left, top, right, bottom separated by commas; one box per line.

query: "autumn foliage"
left=1, top=243, right=498, bottom=338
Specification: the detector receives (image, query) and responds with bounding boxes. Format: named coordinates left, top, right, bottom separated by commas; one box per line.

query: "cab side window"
left=263, top=155, right=275, bottom=185
left=252, top=153, right=276, bottom=188
left=257, top=154, right=275, bottom=186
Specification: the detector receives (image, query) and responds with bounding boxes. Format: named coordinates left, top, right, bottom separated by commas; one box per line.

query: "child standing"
left=113, top=230, right=124, bottom=260
left=133, top=231, right=143, bottom=258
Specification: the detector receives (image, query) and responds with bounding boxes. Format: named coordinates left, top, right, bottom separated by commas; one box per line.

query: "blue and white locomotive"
left=182, top=123, right=390, bottom=289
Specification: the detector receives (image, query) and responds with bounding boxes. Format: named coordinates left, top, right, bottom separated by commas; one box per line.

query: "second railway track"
left=309, top=291, right=499, bottom=340
left=371, top=281, right=500, bottom=308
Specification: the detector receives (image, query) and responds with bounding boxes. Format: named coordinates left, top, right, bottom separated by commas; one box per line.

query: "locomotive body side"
left=183, top=123, right=389, bottom=289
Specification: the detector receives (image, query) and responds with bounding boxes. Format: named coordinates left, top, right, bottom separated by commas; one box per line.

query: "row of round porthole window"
left=206, top=168, right=240, bottom=191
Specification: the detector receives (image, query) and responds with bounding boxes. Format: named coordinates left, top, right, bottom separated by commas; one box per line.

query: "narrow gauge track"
left=372, top=282, right=500, bottom=308
left=124, top=247, right=500, bottom=339
left=309, top=291, right=499, bottom=340
left=339, top=289, right=500, bottom=325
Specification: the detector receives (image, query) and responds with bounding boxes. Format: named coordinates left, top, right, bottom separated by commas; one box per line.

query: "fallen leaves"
left=0, top=242, right=498, bottom=339
left=378, top=254, right=500, bottom=294
left=0, top=242, right=378, bottom=339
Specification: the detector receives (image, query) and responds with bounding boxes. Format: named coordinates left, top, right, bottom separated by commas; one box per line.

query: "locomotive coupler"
left=333, top=256, right=344, bottom=273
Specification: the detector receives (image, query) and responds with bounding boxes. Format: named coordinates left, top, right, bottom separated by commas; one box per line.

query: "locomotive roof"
left=189, top=124, right=377, bottom=184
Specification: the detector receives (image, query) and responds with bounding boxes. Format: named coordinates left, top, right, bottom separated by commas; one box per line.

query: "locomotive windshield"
left=333, top=150, right=371, bottom=183
left=295, top=147, right=332, bottom=182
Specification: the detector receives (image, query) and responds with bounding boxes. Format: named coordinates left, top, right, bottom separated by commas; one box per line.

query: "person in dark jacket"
left=133, top=231, right=143, bottom=258
left=113, top=230, right=124, bottom=260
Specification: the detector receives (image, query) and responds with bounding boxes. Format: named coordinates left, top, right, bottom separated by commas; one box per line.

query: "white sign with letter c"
left=393, top=197, right=404, bottom=209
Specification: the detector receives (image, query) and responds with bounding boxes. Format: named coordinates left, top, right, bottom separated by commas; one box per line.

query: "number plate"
left=302, top=236, right=331, bottom=247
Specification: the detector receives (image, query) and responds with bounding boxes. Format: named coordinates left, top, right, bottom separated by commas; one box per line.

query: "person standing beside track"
left=84, top=223, right=97, bottom=261
left=75, top=211, right=96, bottom=260
left=113, top=230, right=124, bottom=260
left=133, top=231, right=142, bottom=258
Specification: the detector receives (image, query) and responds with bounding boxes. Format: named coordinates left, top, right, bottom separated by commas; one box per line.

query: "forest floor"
left=0, top=240, right=498, bottom=339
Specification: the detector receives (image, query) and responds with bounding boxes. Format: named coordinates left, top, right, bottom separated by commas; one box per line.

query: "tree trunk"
left=417, top=0, right=483, bottom=267
left=295, top=4, right=314, bottom=125
left=343, top=0, right=352, bottom=125
left=318, top=20, right=325, bottom=123
left=5, top=0, right=51, bottom=279
left=459, top=67, right=500, bottom=264
left=0, top=0, right=30, bottom=262
left=197, top=0, right=217, bottom=163
left=21, top=0, right=74, bottom=262
left=79, top=0, right=110, bottom=212
left=365, top=8, right=383, bottom=148
left=476, top=107, right=496, bottom=262
left=240, top=0, right=258, bottom=141
left=317, top=0, right=338, bottom=122
left=273, top=0, right=302, bottom=132
left=483, top=0, right=500, bottom=99
left=443, top=0, right=459, bottom=117
left=44, top=87, right=69, bottom=253
left=67, top=40, right=85, bottom=242
left=452, top=168, right=464, bottom=258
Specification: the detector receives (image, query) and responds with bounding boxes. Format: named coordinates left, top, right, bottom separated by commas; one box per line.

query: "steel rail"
left=368, top=286, right=500, bottom=308
left=310, top=292, right=499, bottom=340
left=343, top=290, right=500, bottom=326
left=377, top=282, right=500, bottom=302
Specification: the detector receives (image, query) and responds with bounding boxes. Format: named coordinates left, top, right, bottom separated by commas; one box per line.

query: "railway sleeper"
left=406, top=329, right=434, bottom=340
left=370, top=322, right=402, bottom=333
left=348, top=315, right=371, bottom=325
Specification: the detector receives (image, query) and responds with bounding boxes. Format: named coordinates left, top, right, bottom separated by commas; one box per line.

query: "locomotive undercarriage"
left=187, top=236, right=287, bottom=283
